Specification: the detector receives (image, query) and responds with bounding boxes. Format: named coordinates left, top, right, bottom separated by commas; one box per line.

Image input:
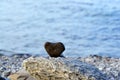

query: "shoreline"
left=0, top=54, right=120, bottom=80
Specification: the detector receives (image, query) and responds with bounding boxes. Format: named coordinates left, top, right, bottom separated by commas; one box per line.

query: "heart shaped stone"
left=44, top=42, right=65, bottom=57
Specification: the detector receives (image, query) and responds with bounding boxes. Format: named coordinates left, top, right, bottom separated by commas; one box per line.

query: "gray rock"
left=2, top=71, right=11, bottom=78
left=23, top=57, right=108, bottom=80
left=8, top=69, right=36, bottom=80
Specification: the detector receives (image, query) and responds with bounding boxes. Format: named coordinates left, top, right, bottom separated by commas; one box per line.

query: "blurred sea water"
left=0, top=0, right=120, bottom=57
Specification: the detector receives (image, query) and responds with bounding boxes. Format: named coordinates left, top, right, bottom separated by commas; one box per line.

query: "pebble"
left=44, top=42, right=65, bottom=57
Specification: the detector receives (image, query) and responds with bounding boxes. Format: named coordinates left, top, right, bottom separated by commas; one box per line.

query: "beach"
left=0, top=54, right=120, bottom=80
left=0, top=0, right=120, bottom=79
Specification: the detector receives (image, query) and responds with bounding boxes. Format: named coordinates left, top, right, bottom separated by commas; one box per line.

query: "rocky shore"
left=79, top=55, right=120, bottom=80
left=0, top=54, right=31, bottom=79
left=0, top=54, right=120, bottom=80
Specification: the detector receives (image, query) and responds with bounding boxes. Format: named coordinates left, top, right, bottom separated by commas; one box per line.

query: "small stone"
left=8, top=74, right=19, bottom=80
left=8, top=69, right=36, bottom=80
left=44, top=42, right=65, bottom=57
left=2, top=71, right=11, bottom=78
left=0, top=67, right=6, bottom=72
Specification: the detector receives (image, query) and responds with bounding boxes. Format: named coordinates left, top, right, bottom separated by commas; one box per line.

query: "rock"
left=22, top=57, right=108, bottom=80
left=8, top=74, right=19, bottom=80
left=44, top=42, right=65, bottom=57
left=8, top=69, right=36, bottom=80
left=2, top=70, right=11, bottom=78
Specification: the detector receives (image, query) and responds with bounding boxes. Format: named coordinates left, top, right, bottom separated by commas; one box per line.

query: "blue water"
left=0, top=0, right=120, bottom=57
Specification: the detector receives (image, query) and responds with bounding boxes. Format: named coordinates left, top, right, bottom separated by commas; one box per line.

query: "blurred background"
left=0, top=0, right=120, bottom=57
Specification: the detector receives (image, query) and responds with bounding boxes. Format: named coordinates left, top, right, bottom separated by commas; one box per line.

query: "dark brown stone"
left=44, top=42, right=65, bottom=57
